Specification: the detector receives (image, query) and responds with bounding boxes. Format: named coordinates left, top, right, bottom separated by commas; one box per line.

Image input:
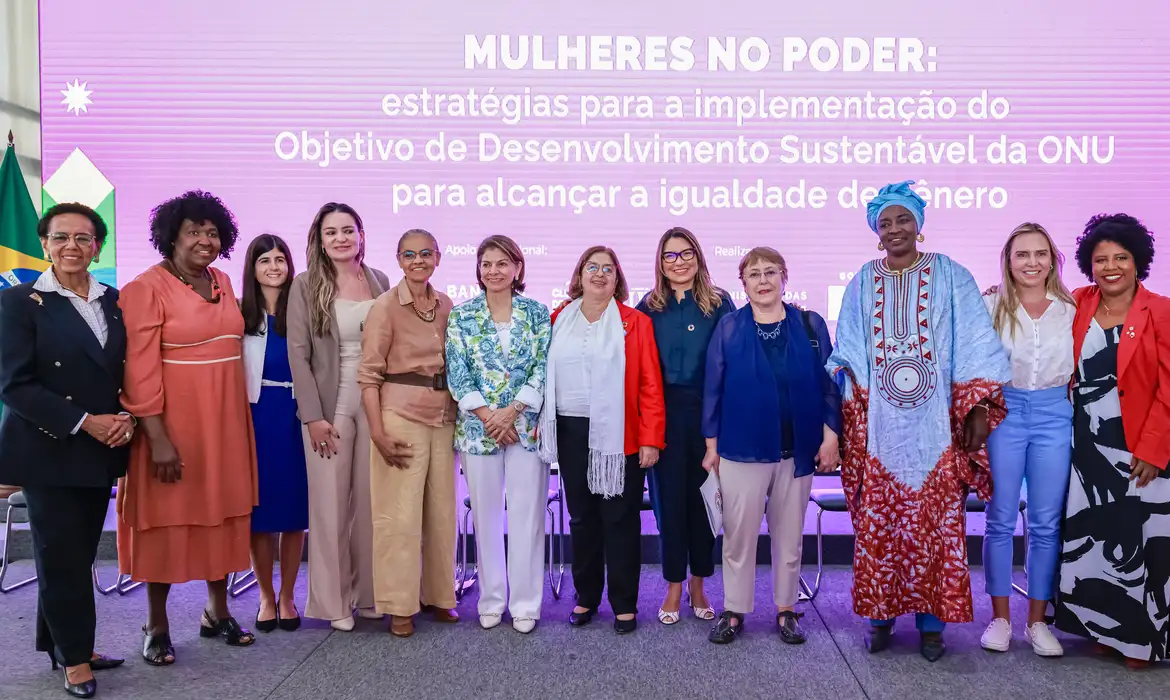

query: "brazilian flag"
left=0, top=133, right=44, bottom=290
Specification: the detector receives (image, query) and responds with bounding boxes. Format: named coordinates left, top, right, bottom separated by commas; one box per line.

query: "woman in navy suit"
left=0, top=203, right=133, bottom=698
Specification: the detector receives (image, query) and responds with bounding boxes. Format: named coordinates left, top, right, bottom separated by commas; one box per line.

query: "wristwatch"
left=511, top=400, right=526, bottom=413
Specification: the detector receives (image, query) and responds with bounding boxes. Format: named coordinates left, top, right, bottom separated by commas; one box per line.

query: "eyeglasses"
left=46, top=233, right=95, bottom=246
left=744, top=269, right=784, bottom=283
left=662, top=248, right=697, bottom=264
left=399, top=249, right=435, bottom=261
left=584, top=263, right=616, bottom=277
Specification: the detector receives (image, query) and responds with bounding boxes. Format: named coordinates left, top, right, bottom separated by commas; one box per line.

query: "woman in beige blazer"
left=286, top=202, right=390, bottom=631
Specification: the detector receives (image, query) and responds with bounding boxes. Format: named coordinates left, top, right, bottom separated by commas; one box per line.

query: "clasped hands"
left=475, top=405, right=521, bottom=446
left=82, top=413, right=135, bottom=448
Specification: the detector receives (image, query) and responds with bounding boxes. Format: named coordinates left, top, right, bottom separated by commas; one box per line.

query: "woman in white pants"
left=702, top=247, right=842, bottom=645
left=445, top=235, right=552, bottom=633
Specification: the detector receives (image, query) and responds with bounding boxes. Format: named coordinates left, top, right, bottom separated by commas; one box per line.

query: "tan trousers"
left=720, top=457, right=813, bottom=613
left=303, top=411, right=375, bottom=621
left=371, top=410, right=457, bottom=617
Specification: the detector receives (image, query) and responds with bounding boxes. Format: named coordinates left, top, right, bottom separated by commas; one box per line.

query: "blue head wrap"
left=866, top=180, right=927, bottom=234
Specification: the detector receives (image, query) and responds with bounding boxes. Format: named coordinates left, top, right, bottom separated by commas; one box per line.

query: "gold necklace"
left=889, top=252, right=922, bottom=277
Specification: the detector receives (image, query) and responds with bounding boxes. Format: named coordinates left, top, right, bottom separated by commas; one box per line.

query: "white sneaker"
left=512, top=617, right=536, bottom=634
left=980, top=618, right=1012, bottom=652
left=356, top=608, right=382, bottom=620
left=479, top=613, right=502, bottom=629
left=330, top=616, right=355, bottom=632
left=1025, top=622, right=1064, bottom=657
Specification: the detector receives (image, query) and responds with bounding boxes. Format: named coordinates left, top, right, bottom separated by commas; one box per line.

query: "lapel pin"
left=29, top=292, right=43, bottom=306
left=687, top=324, right=695, bottom=332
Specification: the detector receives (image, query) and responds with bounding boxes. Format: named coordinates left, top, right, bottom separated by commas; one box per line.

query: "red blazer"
left=551, top=301, right=666, bottom=455
left=1072, top=284, right=1170, bottom=469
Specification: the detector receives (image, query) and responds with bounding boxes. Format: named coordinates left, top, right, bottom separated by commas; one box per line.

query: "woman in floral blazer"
left=445, top=235, right=551, bottom=634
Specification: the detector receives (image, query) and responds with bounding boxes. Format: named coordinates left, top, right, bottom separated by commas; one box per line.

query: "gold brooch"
left=29, top=292, right=43, bottom=306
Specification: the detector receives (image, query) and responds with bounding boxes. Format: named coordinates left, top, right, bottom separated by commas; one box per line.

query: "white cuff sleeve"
left=458, top=391, right=489, bottom=412
left=515, top=385, right=544, bottom=413
left=71, top=412, right=89, bottom=435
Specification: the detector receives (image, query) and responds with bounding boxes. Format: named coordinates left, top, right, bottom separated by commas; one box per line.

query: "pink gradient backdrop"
left=39, top=0, right=1170, bottom=312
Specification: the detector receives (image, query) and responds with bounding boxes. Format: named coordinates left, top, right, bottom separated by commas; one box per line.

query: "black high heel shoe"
left=255, top=608, right=278, bottom=633
left=47, top=657, right=96, bottom=699
left=278, top=604, right=301, bottom=632
left=89, top=654, right=124, bottom=671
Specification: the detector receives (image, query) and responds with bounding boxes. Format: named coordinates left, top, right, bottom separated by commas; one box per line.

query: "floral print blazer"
left=445, top=293, right=551, bottom=455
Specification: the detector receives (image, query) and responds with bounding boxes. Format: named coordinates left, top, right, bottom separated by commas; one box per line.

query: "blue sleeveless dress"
left=250, top=316, right=309, bottom=532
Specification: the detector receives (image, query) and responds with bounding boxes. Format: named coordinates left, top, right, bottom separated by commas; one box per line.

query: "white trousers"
left=462, top=445, right=550, bottom=619
left=720, top=457, right=813, bottom=613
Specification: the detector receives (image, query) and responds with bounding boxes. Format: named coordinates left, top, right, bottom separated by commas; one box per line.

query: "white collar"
left=33, top=267, right=107, bottom=303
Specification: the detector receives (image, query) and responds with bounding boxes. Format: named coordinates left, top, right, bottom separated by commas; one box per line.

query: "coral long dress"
left=116, top=265, right=258, bottom=583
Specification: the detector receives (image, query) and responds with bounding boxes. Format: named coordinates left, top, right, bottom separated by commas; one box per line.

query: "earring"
left=877, top=241, right=885, bottom=251
left=917, top=233, right=925, bottom=243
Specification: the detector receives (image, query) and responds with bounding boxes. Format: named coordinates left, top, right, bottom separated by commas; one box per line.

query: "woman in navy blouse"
left=636, top=227, right=734, bottom=625
left=703, top=247, right=842, bottom=645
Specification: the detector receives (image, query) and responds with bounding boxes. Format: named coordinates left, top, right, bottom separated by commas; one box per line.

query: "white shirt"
left=984, top=291, right=1075, bottom=390
left=551, top=317, right=597, bottom=417
left=33, top=268, right=114, bottom=434
left=495, top=320, right=513, bottom=357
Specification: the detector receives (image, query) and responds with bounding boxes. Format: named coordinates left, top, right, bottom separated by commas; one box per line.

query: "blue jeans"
left=870, top=614, right=945, bottom=633
left=983, top=386, right=1072, bottom=601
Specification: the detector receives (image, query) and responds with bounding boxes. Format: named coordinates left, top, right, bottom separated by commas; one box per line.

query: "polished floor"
left=0, top=562, right=1165, bottom=700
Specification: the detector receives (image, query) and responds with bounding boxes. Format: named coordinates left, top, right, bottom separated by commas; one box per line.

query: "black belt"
left=383, top=372, right=447, bottom=391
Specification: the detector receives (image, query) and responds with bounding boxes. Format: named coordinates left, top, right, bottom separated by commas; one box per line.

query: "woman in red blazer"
left=1054, top=213, right=1170, bottom=668
left=537, top=245, right=665, bottom=635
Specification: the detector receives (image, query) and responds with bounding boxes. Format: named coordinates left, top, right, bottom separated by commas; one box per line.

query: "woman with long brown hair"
left=240, top=234, right=308, bottom=633
left=286, top=203, right=390, bottom=631
left=980, top=223, right=1076, bottom=657
left=635, top=227, right=733, bottom=625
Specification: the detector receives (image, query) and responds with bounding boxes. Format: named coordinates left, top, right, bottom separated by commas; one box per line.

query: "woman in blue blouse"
left=445, top=235, right=552, bottom=634
left=636, top=227, right=733, bottom=625
left=240, top=234, right=309, bottom=633
left=703, top=247, right=842, bottom=645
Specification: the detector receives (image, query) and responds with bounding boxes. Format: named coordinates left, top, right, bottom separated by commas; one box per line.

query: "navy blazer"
left=0, top=282, right=129, bottom=488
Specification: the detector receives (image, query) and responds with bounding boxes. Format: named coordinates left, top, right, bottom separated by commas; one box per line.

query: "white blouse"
left=984, top=291, right=1076, bottom=391
left=550, top=317, right=597, bottom=417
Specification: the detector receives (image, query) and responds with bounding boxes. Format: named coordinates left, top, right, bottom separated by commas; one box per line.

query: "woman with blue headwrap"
left=827, top=180, right=1011, bottom=662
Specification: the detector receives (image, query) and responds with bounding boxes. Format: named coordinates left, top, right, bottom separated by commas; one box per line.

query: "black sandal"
left=199, top=610, right=256, bottom=646
left=777, top=611, right=807, bottom=645
left=141, top=625, right=175, bottom=666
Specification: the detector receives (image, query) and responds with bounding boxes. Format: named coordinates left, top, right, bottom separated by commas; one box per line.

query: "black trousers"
left=648, top=386, right=715, bottom=582
left=22, top=485, right=110, bottom=667
left=557, top=415, right=645, bottom=616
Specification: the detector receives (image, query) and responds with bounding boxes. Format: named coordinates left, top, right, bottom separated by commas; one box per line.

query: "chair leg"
left=93, top=565, right=118, bottom=596
left=455, top=506, right=476, bottom=600
left=116, top=574, right=143, bottom=595
left=0, top=506, right=37, bottom=593
left=553, top=480, right=565, bottom=598
left=798, top=507, right=825, bottom=602
left=227, top=568, right=257, bottom=597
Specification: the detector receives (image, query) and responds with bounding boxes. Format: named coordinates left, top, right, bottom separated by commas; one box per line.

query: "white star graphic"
left=61, top=79, right=94, bottom=116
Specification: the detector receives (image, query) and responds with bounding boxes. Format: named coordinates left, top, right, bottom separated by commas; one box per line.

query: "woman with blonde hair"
left=980, top=222, right=1076, bottom=657
left=636, top=227, right=733, bottom=624
left=287, top=202, right=390, bottom=631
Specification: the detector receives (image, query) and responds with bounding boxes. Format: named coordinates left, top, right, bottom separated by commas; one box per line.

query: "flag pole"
left=6, top=130, right=12, bottom=147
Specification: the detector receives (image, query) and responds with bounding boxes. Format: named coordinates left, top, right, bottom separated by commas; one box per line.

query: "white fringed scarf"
left=537, top=297, right=627, bottom=497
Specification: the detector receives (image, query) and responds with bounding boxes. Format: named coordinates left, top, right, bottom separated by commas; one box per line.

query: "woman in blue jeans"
left=980, top=223, right=1075, bottom=657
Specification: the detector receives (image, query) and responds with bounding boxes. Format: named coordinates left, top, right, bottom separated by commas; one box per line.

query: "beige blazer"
left=286, top=265, right=391, bottom=425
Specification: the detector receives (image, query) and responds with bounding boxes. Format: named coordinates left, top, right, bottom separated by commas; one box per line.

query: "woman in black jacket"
left=0, top=203, right=133, bottom=698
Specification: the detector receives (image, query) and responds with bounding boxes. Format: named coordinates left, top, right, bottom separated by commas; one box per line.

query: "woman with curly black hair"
left=117, top=190, right=259, bottom=666
left=1055, top=213, right=1170, bottom=669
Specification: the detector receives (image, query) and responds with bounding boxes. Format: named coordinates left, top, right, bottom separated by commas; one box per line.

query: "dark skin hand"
left=1130, top=457, right=1160, bottom=488
left=964, top=405, right=991, bottom=452
left=140, top=415, right=182, bottom=483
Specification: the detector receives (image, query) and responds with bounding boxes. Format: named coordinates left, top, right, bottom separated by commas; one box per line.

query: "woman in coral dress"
left=117, top=191, right=259, bottom=666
